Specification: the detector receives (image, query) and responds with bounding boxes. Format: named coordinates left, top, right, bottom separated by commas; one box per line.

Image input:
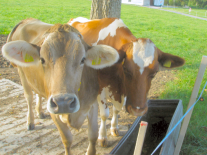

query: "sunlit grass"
left=1, top=1, right=207, bottom=154
left=161, top=7, right=207, bottom=18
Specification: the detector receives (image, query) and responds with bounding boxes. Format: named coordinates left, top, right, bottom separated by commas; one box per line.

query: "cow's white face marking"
left=92, top=19, right=127, bottom=46
left=136, top=106, right=140, bottom=109
left=69, top=17, right=91, bottom=25
left=133, top=39, right=155, bottom=74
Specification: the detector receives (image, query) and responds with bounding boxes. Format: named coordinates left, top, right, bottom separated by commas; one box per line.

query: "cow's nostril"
left=48, top=94, right=80, bottom=114
left=51, top=98, right=57, bottom=107
left=69, top=98, right=76, bottom=109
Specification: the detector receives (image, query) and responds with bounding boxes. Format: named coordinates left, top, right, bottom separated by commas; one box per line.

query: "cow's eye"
left=81, top=57, right=85, bottom=64
left=123, top=66, right=132, bottom=78
left=149, top=72, right=158, bottom=79
left=40, top=58, right=45, bottom=64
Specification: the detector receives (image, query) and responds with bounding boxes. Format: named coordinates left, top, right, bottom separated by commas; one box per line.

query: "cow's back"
left=9, top=18, right=52, bottom=44
left=69, top=18, right=136, bottom=50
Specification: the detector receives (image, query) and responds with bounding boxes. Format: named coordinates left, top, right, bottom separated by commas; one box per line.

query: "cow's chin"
left=127, top=105, right=148, bottom=117
left=59, top=114, right=69, bottom=124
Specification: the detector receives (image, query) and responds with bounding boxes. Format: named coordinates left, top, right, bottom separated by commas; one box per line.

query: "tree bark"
left=90, top=0, right=121, bottom=20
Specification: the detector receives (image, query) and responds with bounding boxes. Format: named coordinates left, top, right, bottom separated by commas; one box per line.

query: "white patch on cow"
left=123, top=97, right=127, bottom=106
left=97, top=85, right=125, bottom=139
left=68, top=17, right=91, bottom=25
left=97, top=89, right=109, bottom=140
left=136, top=106, right=140, bottom=109
left=122, top=97, right=127, bottom=111
left=111, top=106, right=119, bottom=130
left=98, top=86, right=125, bottom=111
left=133, top=39, right=155, bottom=74
left=92, top=19, right=127, bottom=46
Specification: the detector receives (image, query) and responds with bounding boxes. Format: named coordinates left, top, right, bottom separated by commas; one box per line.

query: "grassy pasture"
left=161, top=7, right=207, bottom=18
left=1, top=0, right=207, bottom=154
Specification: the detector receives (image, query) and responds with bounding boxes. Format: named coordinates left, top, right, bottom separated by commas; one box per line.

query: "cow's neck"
left=68, top=66, right=99, bottom=129
left=79, top=66, right=99, bottom=104
left=98, top=64, right=126, bottom=101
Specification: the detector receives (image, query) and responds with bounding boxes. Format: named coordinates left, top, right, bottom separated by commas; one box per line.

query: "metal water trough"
left=109, top=99, right=183, bottom=155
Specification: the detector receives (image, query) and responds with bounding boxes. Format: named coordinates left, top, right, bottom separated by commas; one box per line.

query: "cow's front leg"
left=97, top=98, right=109, bottom=147
left=110, top=105, right=120, bottom=136
left=18, top=68, right=35, bottom=130
left=110, top=96, right=126, bottom=137
left=50, top=114, right=73, bottom=155
left=86, top=103, right=98, bottom=155
left=35, top=94, right=45, bottom=119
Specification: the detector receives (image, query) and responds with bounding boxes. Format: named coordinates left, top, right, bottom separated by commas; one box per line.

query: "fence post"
left=174, top=56, right=207, bottom=155
left=133, top=121, right=148, bottom=155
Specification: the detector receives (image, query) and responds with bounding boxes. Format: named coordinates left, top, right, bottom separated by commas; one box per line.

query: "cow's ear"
left=157, top=48, right=185, bottom=68
left=85, top=45, right=119, bottom=69
left=2, top=40, right=40, bottom=67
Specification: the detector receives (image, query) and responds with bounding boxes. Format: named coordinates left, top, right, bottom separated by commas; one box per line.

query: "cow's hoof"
left=110, top=128, right=119, bottom=136
left=38, top=112, right=45, bottom=119
left=85, top=147, right=96, bottom=155
left=98, top=138, right=108, bottom=147
left=27, top=124, right=35, bottom=130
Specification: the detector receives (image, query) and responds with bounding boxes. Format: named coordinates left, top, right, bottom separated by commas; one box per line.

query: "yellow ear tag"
left=78, top=82, right=81, bottom=91
left=24, top=53, right=34, bottom=62
left=122, top=58, right=125, bottom=65
left=163, top=61, right=171, bottom=68
left=92, top=58, right=101, bottom=65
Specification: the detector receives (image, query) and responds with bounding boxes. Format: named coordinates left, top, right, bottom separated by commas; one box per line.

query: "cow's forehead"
left=132, top=39, right=155, bottom=74
left=41, top=31, right=85, bottom=61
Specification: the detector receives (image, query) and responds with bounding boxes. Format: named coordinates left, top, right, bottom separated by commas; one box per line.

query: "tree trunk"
left=90, top=0, right=121, bottom=20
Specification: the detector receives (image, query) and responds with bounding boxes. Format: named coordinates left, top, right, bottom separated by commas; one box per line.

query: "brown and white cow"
left=2, top=18, right=120, bottom=155
left=68, top=17, right=185, bottom=147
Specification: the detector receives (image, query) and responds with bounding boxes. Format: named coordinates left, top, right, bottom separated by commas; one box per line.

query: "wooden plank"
left=174, top=56, right=207, bottom=155
left=160, top=100, right=183, bottom=155
left=133, top=121, right=148, bottom=155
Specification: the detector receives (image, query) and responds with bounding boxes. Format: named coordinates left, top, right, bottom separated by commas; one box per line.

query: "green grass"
left=0, top=0, right=92, bottom=34
left=121, top=5, right=207, bottom=155
left=161, top=7, right=207, bottom=18
left=1, top=1, right=207, bottom=154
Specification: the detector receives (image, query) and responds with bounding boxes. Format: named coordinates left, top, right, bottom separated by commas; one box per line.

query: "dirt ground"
left=0, top=35, right=176, bottom=155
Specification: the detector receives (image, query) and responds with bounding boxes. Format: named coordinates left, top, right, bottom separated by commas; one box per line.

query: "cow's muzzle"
left=127, top=104, right=148, bottom=117
left=47, top=94, right=80, bottom=114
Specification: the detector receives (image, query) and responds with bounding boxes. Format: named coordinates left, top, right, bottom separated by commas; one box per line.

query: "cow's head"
left=2, top=24, right=119, bottom=114
left=121, top=38, right=185, bottom=116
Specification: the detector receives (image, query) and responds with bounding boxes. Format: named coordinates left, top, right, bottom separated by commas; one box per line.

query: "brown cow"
left=2, top=18, right=120, bottom=155
left=68, top=17, right=185, bottom=147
